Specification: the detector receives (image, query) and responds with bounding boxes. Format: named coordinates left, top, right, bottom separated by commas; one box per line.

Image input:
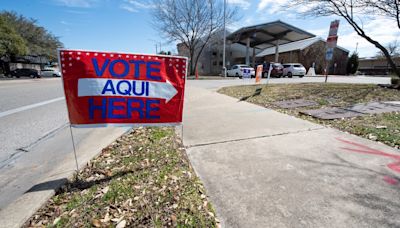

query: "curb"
left=0, top=127, right=129, bottom=228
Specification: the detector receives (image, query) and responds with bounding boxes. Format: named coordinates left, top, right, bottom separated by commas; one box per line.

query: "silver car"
left=282, top=63, right=306, bottom=78
left=227, top=64, right=255, bottom=78
left=41, top=69, right=61, bottom=77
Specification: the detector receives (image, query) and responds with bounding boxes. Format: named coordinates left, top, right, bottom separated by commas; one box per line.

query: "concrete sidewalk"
left=183, top=84, right=400, bottom=228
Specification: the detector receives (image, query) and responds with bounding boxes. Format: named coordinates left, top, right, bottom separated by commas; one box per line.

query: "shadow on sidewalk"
left=25, top=178, right=69, bottom=193
left=25, top=169, right=138, bottom=194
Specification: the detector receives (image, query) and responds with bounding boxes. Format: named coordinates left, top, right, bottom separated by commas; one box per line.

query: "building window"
left=213, top=61, right=217, bottom=66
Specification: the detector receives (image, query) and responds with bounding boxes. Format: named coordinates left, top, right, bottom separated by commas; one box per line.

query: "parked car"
left=227, top=64, right=255, bottom=78
left=10, top=68, right=41, bottom=78
left=41, top=69, right=61, bottom=77
left=262, top=62, right=283, bottom=78
left=282, top=63, right=306, bottom=78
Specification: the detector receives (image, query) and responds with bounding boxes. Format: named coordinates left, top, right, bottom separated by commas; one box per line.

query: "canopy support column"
left=245, top=37, right=250, bottom=65
left=274, top=39, right=280, bottom=63
left=252, top=47, right=256, bottom=67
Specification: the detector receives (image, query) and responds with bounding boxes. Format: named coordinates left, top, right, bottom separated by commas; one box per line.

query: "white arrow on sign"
left=77, top=78, right=178, bottom=103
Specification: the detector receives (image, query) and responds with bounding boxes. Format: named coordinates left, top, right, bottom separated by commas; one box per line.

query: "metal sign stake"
left=68, top=125, right=79, bottom=172
left=267, top=64, right=272, bottom=84
left=181, top=124, right=184, bottom=145
left=325, top=61, right=329, bottom=83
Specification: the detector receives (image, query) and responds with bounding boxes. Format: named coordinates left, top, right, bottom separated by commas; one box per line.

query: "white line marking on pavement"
left=0, top=97, right=65, bottom=118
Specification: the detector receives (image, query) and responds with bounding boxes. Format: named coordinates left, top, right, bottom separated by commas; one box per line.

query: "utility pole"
left=350, top=0, right=353, bottom=20
left=222, top=0, right=227, bottom=77
left=148, top=39, right=162, bottom=54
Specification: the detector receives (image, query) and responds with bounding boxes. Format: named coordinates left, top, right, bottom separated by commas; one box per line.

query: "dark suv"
left=11, top=68, right=41, bottom=78
left=262, top=62, right=283, bottom=78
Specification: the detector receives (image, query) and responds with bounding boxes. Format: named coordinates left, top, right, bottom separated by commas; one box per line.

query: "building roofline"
left=228, top=20, right=316, bottom=39
left=256, top=37, right=349, bottom=57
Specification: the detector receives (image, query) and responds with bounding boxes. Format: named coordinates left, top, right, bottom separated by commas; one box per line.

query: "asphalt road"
left=0, top=79, right=67, bottom=167
left=0, top=78, right=128, bottom=211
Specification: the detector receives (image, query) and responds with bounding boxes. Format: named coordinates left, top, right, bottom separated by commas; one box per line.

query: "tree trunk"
left=0, top=60, right=4, bottom=76
left=189, top=54, right=195, bottom=76
left=191, top=33, right=213, bottom=77
left=193, top=44, right=208, bottom=77
left=0, top=60, right=11, bottom=76
left=363, top=36, right=400, bottom=79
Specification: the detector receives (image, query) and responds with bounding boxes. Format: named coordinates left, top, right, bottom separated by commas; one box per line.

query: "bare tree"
left=288, top=0, right=400, bottom=78
left=377, top=40, right=399, bottom=57
left=151, top=0, right=236, bottom=75
left=363, top=0, right=400, bottom=29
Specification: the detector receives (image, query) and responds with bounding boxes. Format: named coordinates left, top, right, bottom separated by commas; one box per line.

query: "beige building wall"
left=358, top=57, right=400, bottom=75
left=260, top=41, right=348, bottom=75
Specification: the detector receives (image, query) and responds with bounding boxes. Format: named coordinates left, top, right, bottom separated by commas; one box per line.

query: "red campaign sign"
left=58, top=49, right=187, bottom=127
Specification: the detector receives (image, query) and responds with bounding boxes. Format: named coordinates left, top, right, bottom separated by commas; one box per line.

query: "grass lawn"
left=218, top=83, right=400, bottom=149
left=25, top=127, right=217, bottom=228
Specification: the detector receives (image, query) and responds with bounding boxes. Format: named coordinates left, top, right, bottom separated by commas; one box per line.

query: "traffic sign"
left=59, top=50, right=187, bottom=127
left=328, top=20, right=340, bottom=37
left=327, top=36, right=338, bottom=48
left=326, top=48, right=334, bottom=61
left=325, top=20, right=340, bottom=61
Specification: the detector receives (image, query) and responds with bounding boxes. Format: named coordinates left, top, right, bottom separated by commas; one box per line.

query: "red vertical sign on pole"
left=325, top=20, right=340, bottom=82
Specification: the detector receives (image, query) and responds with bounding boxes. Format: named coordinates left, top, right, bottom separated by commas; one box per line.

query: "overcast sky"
left=2, top=0, right=399, bottom=57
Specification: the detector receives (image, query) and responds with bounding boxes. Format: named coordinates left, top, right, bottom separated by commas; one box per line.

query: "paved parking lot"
left=189, top=76, right=391, bottom=90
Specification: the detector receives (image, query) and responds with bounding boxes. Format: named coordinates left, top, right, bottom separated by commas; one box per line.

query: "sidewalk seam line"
left=186, top=127, right=326, bottom=148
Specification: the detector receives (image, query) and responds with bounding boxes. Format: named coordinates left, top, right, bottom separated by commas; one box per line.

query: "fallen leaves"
left=91, top=218, right=101, bottom=227
left=24, top=127, right=218, bottom=227
left=101, top=186, right=109, bottom=194
left=100, top=213, right=110, bottom=223
left=116, top=220, right=127, bottom=228
left=52, top=217, right=61, bottom=225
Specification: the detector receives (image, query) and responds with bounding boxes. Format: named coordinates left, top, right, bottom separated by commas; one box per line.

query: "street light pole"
left=222, top=0, right=227, bottom=77
left=350, top=0, right=353, bottom=20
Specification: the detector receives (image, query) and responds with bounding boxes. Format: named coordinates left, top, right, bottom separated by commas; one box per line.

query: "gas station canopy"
left=226, top=20, right=316, bottom=65
left=227, top=20, right=315, bottom=49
